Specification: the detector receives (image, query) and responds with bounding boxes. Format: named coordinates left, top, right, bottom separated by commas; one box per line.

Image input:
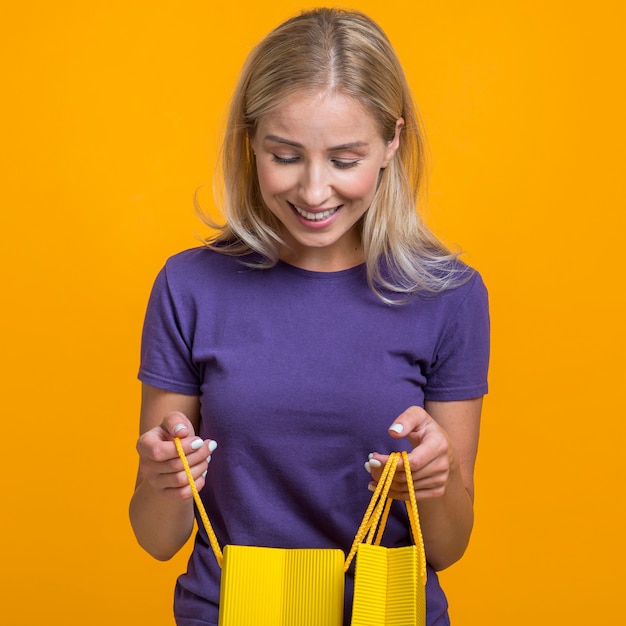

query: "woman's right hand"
left=130, top=386, right=208, bottom=559
left=136, top=411, right=216, bottom=500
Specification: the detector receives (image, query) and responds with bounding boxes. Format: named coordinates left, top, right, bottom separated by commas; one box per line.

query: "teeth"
left=293, top=205, right=338, bottom=221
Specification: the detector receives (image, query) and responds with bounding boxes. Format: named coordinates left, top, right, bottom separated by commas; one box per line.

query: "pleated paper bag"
left=175, top=438, right=344, bottom=626
left=346, top=451, right=427, bottom=626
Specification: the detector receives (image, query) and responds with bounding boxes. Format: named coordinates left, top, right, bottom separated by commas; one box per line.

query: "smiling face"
left=250, top=90, right=403, bottom=271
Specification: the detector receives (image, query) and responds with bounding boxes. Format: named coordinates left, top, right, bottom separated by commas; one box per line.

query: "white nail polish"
left=367, top=484, right=376, bottom=492
left=202, top=470, right=208, bottom=478
left=369, top=458, right=382, bottom=468
left=368, top=453, right=374, bottom=460
left=208, top=440, right=218, bottom=453
left=389, top=424, right=404, bottom=434
left=190, top=438, right=204, bottom=450
left=173, top=424, right=185, bottom=434
left=364, top=461, right=372, bottom=474
left=206, top=455, right=212, bottom=464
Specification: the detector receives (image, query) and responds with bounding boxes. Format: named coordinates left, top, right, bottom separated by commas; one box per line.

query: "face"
left=250, top=91, right=403, bottom=271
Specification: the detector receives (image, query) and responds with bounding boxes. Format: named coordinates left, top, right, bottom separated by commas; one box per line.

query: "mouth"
left=290, top=203, right=340, bottom=221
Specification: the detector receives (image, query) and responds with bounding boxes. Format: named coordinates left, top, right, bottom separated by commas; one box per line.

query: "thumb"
left=388, top=422, right=406, bottom=438
left=387, top=406, right=429, bottom=445
left=161, top=411, right=197, bottom=440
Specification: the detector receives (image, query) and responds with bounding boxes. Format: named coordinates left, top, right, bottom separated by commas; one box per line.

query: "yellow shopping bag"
left=345, top=451, right=427, bottom=626
left=219, top=545, right=344, bottom=626
left=175, top=438, right=344, bottom=626
left=176, top=441, right=425, bottom=626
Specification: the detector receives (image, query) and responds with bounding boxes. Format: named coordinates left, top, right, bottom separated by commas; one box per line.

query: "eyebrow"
left=263, top=134, right=369, bottom=151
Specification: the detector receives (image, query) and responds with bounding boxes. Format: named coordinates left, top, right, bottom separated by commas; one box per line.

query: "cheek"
left=255, top=162, right=295, bottom=197
left=255, top=163, right=277, bottom=196
left=340, top=168, right=381, bottom=200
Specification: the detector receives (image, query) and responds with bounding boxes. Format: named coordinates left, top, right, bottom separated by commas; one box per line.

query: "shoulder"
left=160, top=246, right=254, bottom=287
left=447, top=264, right=488, bottom=308
left=404, top=262, right=489, bottom=346
left=436, top=264, right=489, bottom=330
left=413, top=260, right=488, bottom=311
left=163, top=246, right=232, bottom=274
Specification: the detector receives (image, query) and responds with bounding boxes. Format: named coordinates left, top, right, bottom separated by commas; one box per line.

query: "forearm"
left=130, top=478, right=195, bottom=561
left=417, top=462, right=474, bottom=571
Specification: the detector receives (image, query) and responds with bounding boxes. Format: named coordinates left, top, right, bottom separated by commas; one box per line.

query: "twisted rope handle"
left=344, top=451, right=427, bottom=584
left=174, top=437, right=223, bottom=567
left=175, top=438, right=425, bottom=583
left=402, top=451, right=427, bottom=583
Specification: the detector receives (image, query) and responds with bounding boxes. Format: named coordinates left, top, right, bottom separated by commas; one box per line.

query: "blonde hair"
left=201, top=7, right=468, bottom=303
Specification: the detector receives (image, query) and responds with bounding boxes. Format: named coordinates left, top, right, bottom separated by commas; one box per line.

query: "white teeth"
left=293, top=205, right=338, bottom=221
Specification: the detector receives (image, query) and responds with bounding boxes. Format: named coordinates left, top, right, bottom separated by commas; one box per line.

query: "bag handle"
left=175, top=439, right=424, bottom=581
left=344, top=451, right=427, bottom=584
left=174, top=437, right=223, bottom=567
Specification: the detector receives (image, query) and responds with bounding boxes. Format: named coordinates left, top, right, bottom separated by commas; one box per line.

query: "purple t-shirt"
left=139, top=247, right=490, bottom=626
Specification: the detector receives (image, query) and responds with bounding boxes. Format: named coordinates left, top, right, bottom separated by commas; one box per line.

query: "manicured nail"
left=367, top=484, right=376, bottom=492
left=368, top=453, right=374, bottom=460
left=202, top=470, right=208, bottom=478
left=173, top=424, right=185, bottom=434
left=208, top=440, right=218, bottom=453
left=369, top=458, right=382, bottom=468
left=190, top=438, right=204, bottom=450
left=389, top=424, right=404, bottom=434
left=364, top=461, right=372, bottom=474
left=206, top=455, right=212, bottom=464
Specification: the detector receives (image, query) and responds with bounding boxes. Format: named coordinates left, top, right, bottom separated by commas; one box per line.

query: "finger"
left=364, top=453, right=384, bottom=478
left=161, top=412, right=219, bottom=459
left=163, top=472, right=208, bottom=501
left=138, top=432, right=208, bottom=470
left=371, top=466, right=448, bottom=501
left=151, top=448, right=211, bottom=492
left=387, top=405, right=430, bottom=447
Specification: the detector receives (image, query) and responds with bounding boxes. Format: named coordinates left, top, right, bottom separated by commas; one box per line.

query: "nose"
left=298, top=162, right=331, bottom=208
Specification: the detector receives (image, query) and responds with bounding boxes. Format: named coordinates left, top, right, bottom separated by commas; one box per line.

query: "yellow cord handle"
left=174, top=437, right=223, bottom=567
left=175, top=439, right=424, bottom=582
left=402, top=450, right=427, bottom=583
left=344, top=451, right=427, bottom=584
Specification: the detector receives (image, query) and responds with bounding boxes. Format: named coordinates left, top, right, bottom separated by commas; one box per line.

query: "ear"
left=382, top=117, right=404, bottom=167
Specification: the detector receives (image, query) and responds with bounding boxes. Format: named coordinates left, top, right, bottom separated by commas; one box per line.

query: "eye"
left=332, top=159, right=360, bottom=169
left=271, top=154, right=300, bottom=165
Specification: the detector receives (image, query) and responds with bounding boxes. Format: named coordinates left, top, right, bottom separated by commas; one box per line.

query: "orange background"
left=1, top=1, right=624, bottom=624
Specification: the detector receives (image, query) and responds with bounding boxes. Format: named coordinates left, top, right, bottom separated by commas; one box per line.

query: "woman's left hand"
left=365, top=405, right=456, bottom=501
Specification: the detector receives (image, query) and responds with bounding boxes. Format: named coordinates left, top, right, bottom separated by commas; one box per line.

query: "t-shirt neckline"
left=277, top=260, right=367, bottom=280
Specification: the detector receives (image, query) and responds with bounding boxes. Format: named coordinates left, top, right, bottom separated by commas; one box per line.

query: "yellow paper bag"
left=175, top=438, right=345, bottom=626
left=347, top=452, right=427, bottom=626
left=219, top=545, right=345, bottom=626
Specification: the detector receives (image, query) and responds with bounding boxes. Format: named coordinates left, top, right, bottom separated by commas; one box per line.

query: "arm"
left=129, top=384, right=213, bottom=561
left=367, top=397, right=482, bottom=571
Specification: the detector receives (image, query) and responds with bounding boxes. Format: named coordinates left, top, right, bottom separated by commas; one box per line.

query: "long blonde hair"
left=201, top=7, right=468, bottom=303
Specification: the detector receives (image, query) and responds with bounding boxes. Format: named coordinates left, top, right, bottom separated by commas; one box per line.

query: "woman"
left=130, top=8, right=489, bottom=626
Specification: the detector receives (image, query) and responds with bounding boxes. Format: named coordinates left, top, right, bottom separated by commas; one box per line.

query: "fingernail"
left=190, top=438, right=204, bottom=450
left=202, top=470, right=208, bottom=478
left=368, top=453, right=374, bottom=460
left=369, top=458, right=382, bottom=468
left=206, top=455, right=212, bottom=464
left=364, top=461, right=372, bottom=474
left=367, top=483, right=376, bottom=492
left=389, top=424, right=404, bottom=434
left=173, top=424, right=185, bottom=434
left=208, top=440, right=218, bottom=453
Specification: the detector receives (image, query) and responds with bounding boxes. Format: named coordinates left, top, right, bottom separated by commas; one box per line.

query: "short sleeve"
left=138, top=264, right=201, bottom=395
left=424, top=272, right=490, bottom=401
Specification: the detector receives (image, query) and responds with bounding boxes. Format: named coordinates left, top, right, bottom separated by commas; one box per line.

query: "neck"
left=279, top=246, right=365, bottom=272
